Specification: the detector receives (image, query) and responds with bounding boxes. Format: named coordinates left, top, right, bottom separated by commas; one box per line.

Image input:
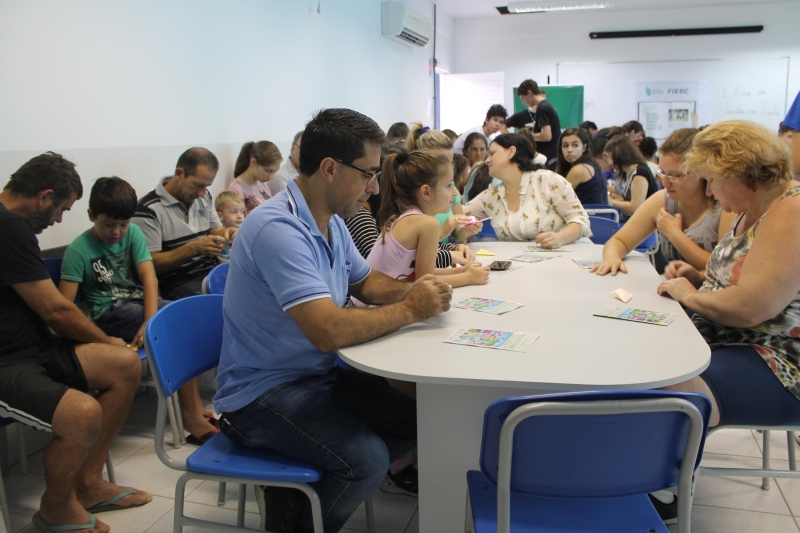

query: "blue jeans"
left=94, top=298, right=169, bottom=342
left=220, top=367, right=416, bottom=533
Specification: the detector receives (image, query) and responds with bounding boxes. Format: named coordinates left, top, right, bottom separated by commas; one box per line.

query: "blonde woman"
left=658, top=120, right=800, bottom=429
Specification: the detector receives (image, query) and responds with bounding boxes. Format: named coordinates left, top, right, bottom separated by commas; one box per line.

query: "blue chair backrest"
left=635, top=232, right=658, bottom=253
left=588, top=216, right=621, bottom=245
left=144, top=294, right=223, bottom=398
left=43, top=257, right=81, bottom=303
left=583, top=204, right=620, bottom=222
left=480, top=390, right=711, bottom=498
left=42, top=258, right=62, bottom=285
left=205, top=262, right=230, bottom=295
left=476, top=222, right=496, bottom=238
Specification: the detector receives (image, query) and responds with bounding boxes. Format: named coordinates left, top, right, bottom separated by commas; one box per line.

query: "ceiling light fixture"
left=506, top=2, right=610, bottom=14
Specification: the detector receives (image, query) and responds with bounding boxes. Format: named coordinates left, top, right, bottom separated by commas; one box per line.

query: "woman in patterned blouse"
left=658, top=120, right=800, bottom=428
left=463, top=130, right=590, bottom=246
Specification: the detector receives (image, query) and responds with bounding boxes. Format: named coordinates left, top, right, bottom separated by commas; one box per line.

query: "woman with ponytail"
left=366, top=149, right=489, bottom=288
left=464, top=133, right=591, bottom=246
left=228, top=141, right=282, bottom=215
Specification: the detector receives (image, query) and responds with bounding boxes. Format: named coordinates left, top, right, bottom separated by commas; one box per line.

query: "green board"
left=512, top=85, right=584, bottom=130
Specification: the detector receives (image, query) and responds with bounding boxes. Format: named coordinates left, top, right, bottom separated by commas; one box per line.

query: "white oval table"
left=338, top=242, right=710, bottom=533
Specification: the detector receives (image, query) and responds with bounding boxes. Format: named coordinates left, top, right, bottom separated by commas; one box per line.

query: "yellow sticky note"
left=476, top=249, right=496, bottom=256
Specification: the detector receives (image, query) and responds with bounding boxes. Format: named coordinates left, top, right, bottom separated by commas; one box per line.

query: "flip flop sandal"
left=85, top=487, right=153, bottom=514
left=203, top=413, right=220, bottom=429
left=186, top=429, right=218, bottom=446
left=32, top=511, right=97, bottom=532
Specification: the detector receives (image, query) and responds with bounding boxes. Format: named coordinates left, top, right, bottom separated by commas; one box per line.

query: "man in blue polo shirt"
left=214, top=108, right=452, bottom=532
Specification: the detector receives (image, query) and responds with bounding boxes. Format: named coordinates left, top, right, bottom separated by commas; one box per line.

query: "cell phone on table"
left=489, top=261, right=512, bottom=271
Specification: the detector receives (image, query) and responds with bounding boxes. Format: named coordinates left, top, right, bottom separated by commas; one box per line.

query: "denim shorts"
left=94, top=298, right=169, bottom=342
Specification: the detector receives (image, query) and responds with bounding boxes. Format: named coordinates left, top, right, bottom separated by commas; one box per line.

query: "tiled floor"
left=2, top=386, right=800, bottom=533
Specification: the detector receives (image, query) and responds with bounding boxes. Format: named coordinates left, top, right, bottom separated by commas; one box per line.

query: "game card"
left=444, top=328, right=539, bottom=352
left=452, top=297, right=525, bottom=315
left=521, top=244, right=571, bottom=253
left=593, top=305, right=678, bottom=326
left=573, top=259, right=601, bottom=269
left=510, top=253, right=559, bottom=263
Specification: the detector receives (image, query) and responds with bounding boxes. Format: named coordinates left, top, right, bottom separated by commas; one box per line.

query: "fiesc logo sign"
left=668, top=88, right=690, bottom=94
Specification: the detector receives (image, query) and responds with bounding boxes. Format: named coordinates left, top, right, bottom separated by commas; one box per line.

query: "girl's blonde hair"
left=405, top=123, right=453, bottom=151
left=377, top=149, right=451, bottom=241
left=683, top=120, right=792, bottom=191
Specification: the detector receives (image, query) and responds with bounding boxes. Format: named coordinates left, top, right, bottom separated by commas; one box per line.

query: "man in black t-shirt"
left=0, top=153, right=151, bottom=531
left=505, top=79, right=562, bottom=168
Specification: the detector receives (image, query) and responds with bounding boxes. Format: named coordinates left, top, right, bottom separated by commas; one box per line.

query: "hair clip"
left=420, top=126, right=430, bottom=134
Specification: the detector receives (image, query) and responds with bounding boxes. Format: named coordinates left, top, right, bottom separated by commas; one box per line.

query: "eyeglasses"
left=335, top=159, right=381, bottom=184
left=656, top=167, right=687, bottom=182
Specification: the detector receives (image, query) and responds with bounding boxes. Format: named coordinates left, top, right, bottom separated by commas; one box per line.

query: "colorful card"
left=521, top=244, right=571, bottom=253
left=573, top=259, right=601, bottom=269
left=510, top=253, right=558, bottom=263
left=593, top=305, right=678, bottom=326
left=491, top=263, right=525, bottom=275
left=476, top=249, right=496, bottom=256
left=444, top=328, right=539, bottom=352
left=452, top=297, right=525, bottom=315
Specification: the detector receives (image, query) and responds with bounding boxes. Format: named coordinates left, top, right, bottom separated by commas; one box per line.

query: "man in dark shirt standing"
left=0, top=153, right=150, bottom=532
left=505, top=79, right=562, bottom=168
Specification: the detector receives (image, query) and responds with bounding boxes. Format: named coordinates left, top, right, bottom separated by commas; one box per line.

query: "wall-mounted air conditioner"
left=381, top=2, right=431, bottom=48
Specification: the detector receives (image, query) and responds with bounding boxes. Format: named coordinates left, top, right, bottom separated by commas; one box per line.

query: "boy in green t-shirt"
left=59, top=177, right=165, bottom=349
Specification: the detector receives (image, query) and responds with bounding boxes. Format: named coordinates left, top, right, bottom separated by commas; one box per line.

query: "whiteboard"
left=557, top=58, right=789, bottom=132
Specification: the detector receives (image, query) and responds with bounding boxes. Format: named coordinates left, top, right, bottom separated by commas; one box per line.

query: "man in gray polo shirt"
left=133, top=147, right=237, bottom=300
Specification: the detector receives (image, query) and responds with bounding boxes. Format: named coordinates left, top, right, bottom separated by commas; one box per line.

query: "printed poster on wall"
left=623, top=80, right=712, bottom=143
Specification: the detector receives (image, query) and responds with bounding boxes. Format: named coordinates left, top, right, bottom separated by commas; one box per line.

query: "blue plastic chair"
left=471, top=221, right=497, bottom=243
left=466, top=390, right=711, bottom=533
left=588, top=216, right=621, bottom=245
left=583, top=204, right=621, bottom=223
left=144, top=295, right=374, bottom=533
left=202, top=263, right=229, bottom=295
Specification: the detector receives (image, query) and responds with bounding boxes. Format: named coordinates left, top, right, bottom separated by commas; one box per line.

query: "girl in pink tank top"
left=367, top=150, right=489, bottom=288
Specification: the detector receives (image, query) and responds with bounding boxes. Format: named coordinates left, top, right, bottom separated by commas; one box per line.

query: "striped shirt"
left=132, top=177, right=221, bottom=294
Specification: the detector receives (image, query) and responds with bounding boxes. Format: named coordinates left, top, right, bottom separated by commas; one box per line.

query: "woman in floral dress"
left=658, top=120, right=800, bottom=428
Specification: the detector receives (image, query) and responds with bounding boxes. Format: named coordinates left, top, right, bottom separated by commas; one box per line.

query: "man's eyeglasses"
left=656, top=167, right=687, bottom=182
left=335, top=159, right=381, bottom=184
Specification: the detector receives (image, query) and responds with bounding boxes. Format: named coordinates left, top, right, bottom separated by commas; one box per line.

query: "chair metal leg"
left=0, top=427, right=8, bottom=478
left=173, top=395, right=187, bottom=446
left=364, top=495, right=376, bottom=533
left=762, top=429, right=771, bottom=490
left=0, top=472, right=12, bottom=533
left=106, top=452, right=116, bottom=485
left=174, top=473, right=191, bottom=533
left=217, top=482, right=226, bottom=506
left=17, top=424, right=28, bottom=475
left=236, top=484, right=246, bottom=527
left=296, top=484, right=325, bottom=533
left=788, top=432, right=797, bottom=471
left=166, top=395, right=181, bottom=449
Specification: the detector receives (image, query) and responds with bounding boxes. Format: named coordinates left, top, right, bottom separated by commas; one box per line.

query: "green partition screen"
left=512, top=85, right=584, bottom=129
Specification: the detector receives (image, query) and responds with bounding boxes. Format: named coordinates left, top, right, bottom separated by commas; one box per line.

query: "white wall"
left=0, top=0, right=452, bottom=249
left=453, top=2, right=800, bottom=123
